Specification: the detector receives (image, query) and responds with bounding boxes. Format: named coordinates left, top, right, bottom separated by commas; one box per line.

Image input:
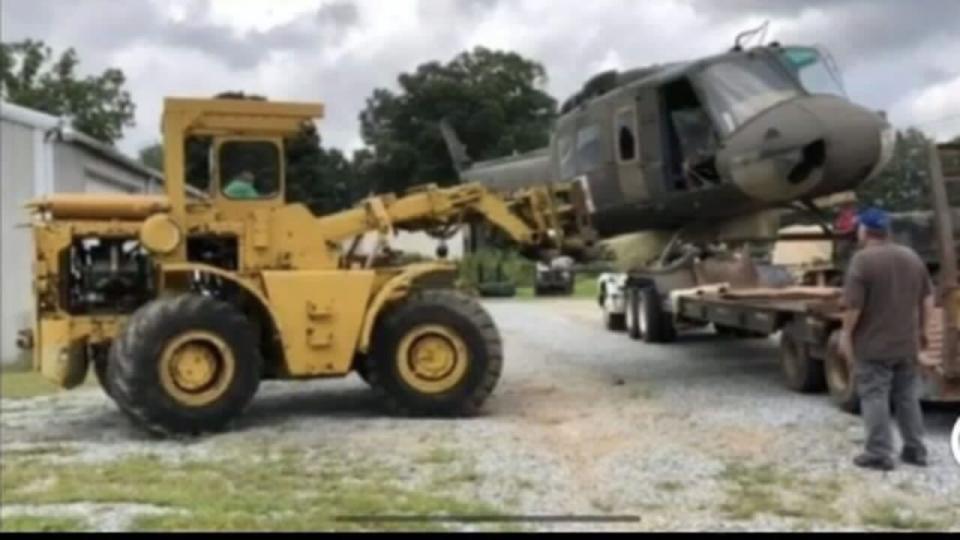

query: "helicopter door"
left=614, top=105, right=647, bottom=203
left=636, top=89, right=667, bottom=200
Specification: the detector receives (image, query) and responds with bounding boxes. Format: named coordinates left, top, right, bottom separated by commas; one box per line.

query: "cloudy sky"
left=3, top=0, right=959, bottom=157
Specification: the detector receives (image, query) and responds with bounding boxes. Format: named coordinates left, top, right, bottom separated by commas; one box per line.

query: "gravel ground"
left=2, top=298, right=959, bottom=532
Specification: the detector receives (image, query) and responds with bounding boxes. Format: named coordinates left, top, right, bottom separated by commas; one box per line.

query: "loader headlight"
left=140, top=214, right=182, bottom=255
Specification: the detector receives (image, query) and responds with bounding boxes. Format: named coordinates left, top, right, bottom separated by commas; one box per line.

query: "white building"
left=1, top=101, right=162, bottom=365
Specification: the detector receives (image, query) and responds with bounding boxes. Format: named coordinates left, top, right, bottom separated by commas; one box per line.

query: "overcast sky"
left=3, top=0, right=959, bottom=157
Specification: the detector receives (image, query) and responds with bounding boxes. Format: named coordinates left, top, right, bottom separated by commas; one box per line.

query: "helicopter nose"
left=798, top=96, right=895, bottom=197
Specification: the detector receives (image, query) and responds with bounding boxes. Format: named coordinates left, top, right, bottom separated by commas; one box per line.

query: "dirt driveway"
left=2, top=299, right=958, bottom=532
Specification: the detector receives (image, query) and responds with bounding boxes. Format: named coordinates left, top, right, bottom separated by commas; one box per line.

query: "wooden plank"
left=721, top=286, right=842, bottom=301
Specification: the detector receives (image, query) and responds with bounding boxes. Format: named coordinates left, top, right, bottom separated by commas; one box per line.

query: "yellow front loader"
left=24, top=98, right=592, bottom=437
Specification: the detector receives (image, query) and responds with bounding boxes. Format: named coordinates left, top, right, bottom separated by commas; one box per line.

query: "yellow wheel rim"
left=397, top=325, right=469, bottom=394
left=159, top=331, right=236, bottom=407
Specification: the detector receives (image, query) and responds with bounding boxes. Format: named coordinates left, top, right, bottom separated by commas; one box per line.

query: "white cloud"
left=893, top=75, right=960, bottom=142
left=3, top=0, right=959, bottom=155
left=205, top=0, right=322, bottom=32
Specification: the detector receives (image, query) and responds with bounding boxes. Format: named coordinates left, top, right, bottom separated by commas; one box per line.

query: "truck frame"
left=598, top=143, right=960, bottom=411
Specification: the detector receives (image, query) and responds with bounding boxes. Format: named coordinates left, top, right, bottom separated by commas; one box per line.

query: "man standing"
left=841, top=207, right=935, bottom=471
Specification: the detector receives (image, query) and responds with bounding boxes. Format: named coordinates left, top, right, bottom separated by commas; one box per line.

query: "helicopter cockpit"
left=660, top=43, right=879, bottom=204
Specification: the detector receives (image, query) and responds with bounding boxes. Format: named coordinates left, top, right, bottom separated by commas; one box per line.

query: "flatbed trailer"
left=598, top=142, right=960, bottom=411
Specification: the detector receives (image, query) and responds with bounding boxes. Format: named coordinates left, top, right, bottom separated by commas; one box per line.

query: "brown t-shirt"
left=843, top=242, right=933, bottom=360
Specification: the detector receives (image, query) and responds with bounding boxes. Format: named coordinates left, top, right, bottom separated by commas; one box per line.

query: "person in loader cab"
left=224, top=170, right=260, bottom=199
left=841, top=207, right=934, bottom=472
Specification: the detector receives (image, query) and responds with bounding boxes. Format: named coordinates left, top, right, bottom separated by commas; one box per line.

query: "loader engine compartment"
left=59, top=237, right=156, bottom=315
left=55, top=235, right=241, bottom=315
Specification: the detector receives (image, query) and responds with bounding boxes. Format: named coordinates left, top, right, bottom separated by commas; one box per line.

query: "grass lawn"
left=0, top=362, right=98, bottom=400
left=515, top=275, right=599, bottom=300
left=1, top=449, right=511, bottom=532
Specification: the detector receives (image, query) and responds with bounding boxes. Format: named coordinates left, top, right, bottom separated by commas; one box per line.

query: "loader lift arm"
left=317, top=181, right=595, bottom=260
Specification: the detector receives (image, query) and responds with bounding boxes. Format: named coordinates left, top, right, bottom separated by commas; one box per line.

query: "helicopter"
left=442, top=36, right=895, bottom=266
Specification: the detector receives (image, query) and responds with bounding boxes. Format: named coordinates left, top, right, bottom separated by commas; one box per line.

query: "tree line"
left=2, top=38, right=955, bottom=215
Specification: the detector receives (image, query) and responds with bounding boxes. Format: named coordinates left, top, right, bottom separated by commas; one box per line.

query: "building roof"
left=1, top=101, right=162, bottom=182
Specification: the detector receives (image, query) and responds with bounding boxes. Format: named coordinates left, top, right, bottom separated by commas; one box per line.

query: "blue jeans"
left=855, top=357, right=927, bottom=460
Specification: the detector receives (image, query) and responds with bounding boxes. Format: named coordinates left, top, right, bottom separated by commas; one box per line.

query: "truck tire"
left=600, top=287, right=626, bottom=332
left=107, top=295, right=262, bottom=437
left=714, top=324, right=740, bottom=338
left=638, top=287, right=675, bottom=344
left=626, top=288, right=642, bottom=340
left=824, top=330, right=860, bottom=414
left=365, top=289, right=503, bottom=417
left=779, top=321, right=825, bottom=394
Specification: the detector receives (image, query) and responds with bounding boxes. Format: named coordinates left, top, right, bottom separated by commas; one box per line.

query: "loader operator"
left=224, top=170, right=260, bottom=199
left=841, top=207, right=934, bottom=472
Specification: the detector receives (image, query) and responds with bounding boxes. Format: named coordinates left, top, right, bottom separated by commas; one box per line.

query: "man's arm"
left=841, top=308, right=861, bottom=362
left=841, top=255, right=865, bottom=362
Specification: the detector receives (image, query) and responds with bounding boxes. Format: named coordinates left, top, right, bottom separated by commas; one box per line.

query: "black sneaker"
left=901, top=448, right=929, bottom=467
left=854, top=453, right=895, bottom=472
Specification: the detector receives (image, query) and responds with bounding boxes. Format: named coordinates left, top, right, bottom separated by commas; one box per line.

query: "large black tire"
left=638, top=287, right=676, bottom=344
left=107, top=295, right=262, bottom=437
left=779, top=321, right=826, bottom=394
left=354, top=355, right=372, bottom=386
left=364, top=289, right=502, bottom=416
left=824, top=330, right=860, bottom=414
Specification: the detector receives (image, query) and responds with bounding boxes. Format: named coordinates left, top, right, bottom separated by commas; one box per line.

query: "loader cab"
left=213, top=137, right=285, bottom=207
left=159, top=97, right=325, bottom=259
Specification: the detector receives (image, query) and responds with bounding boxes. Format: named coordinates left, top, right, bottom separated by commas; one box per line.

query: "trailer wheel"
left=600, top=287, right=626, bottom=332
left=638, top=287, right=676, bottom=344
left=107, top=295, right=262, bottom=437
left=365, top=289, right=503, bottom=417
left=779, top=321, right=825, bottom=393
left=715, top=324, right=740, bottom=338
left=825, top=330, right=860, bottom=414
left=626, top=288, right=642, bottom=340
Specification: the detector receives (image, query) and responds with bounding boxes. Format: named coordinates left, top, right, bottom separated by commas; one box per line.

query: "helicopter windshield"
left=697, top=55, right=801, bottom=135
left=778, top=46, right=846, bottom=97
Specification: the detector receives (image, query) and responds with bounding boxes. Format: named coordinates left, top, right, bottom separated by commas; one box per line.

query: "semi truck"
left=597, top=143, right=960, bottom=411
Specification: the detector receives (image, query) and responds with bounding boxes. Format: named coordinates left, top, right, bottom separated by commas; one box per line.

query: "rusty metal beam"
left=928, top=143, right=960, bottom=378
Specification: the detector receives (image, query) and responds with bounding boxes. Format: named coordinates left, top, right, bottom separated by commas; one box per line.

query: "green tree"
left=856, top=128, right=933, bottom=212
left=1, top=39, right=135, bottom=144
left=359, top=47, right=557, bottom=194
left=138, top=143, right=164, bottom=172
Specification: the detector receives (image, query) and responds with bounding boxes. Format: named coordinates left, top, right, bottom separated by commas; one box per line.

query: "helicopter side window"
left=219, top=141, right=281, bottom=200
left=616, top=108, right=638, bottom=163
left=576, top=123, right=603, bottom=174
